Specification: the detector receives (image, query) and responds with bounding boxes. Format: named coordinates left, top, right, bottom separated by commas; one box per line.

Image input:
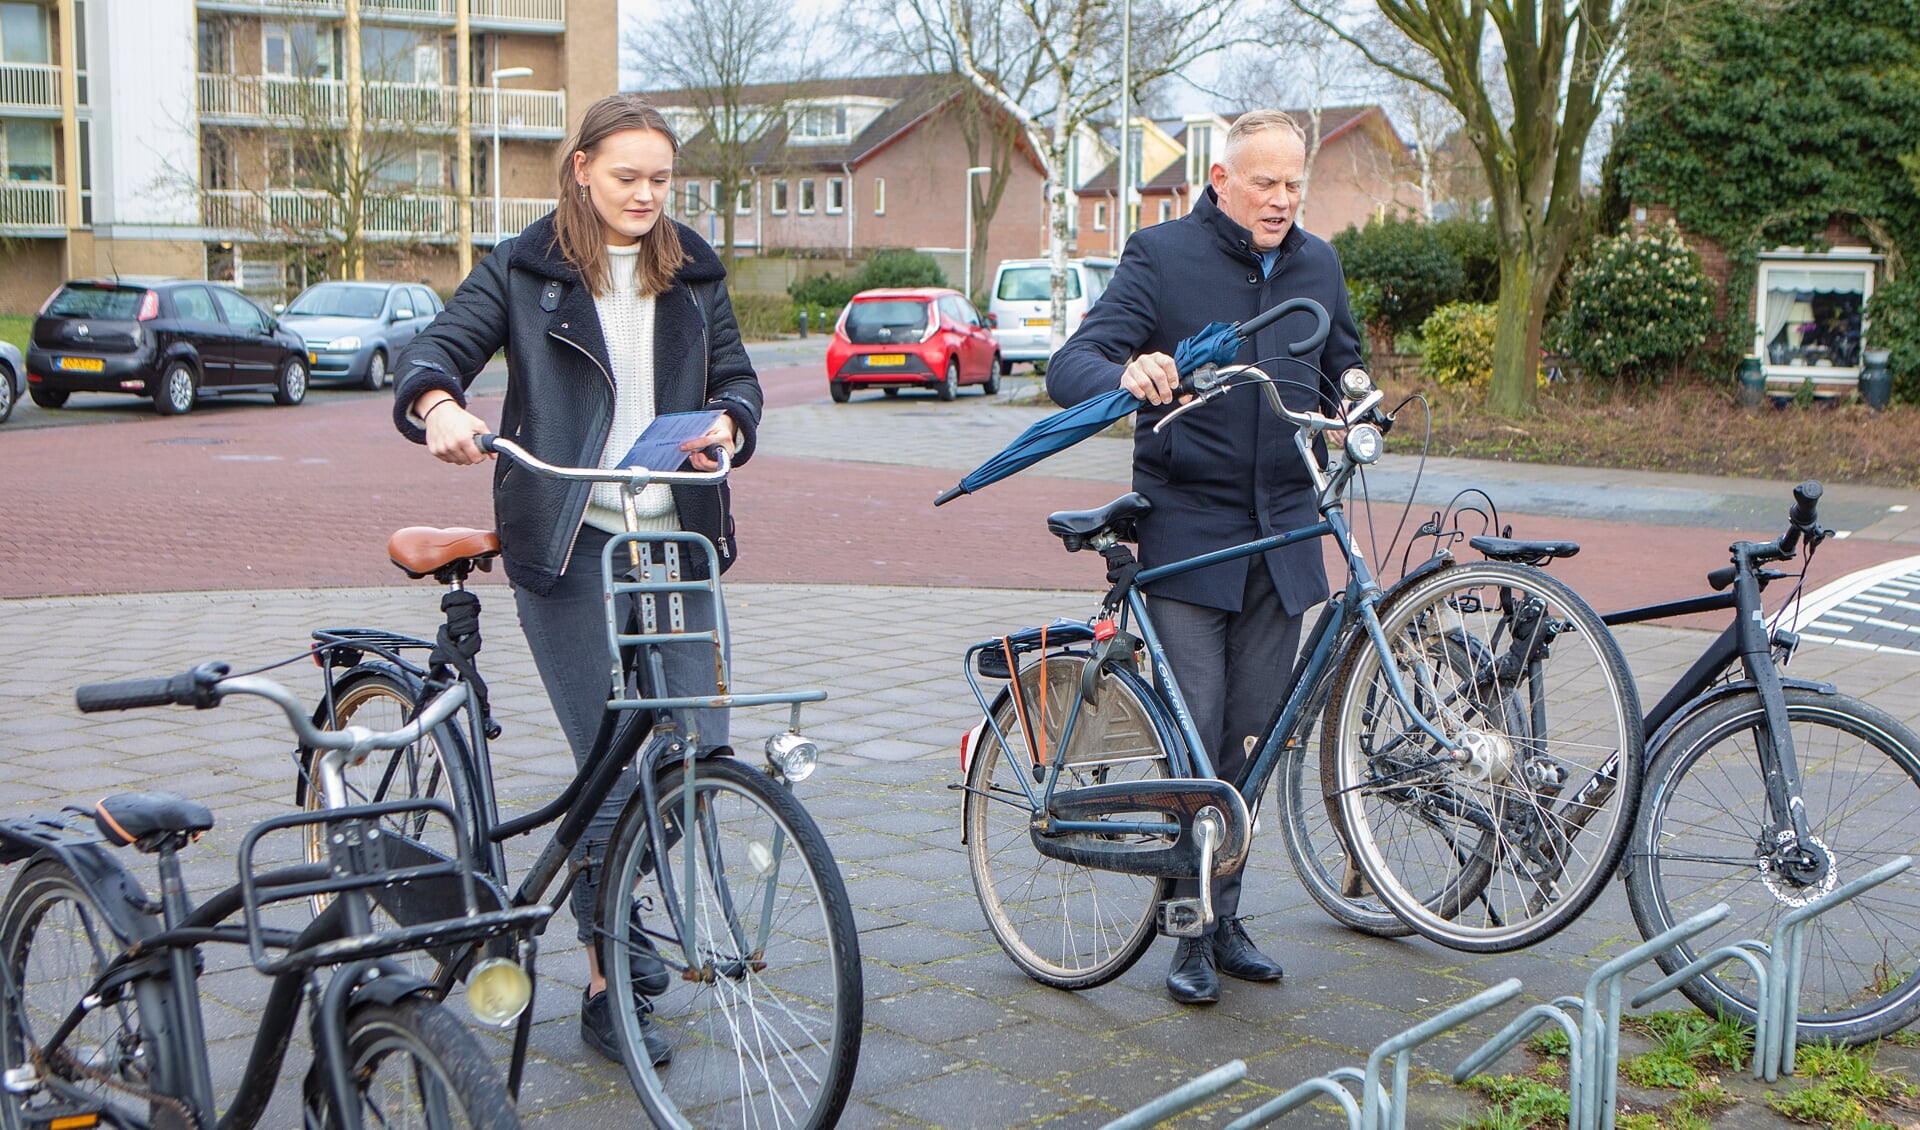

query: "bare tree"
left=1297, top=0, right=1665, bottom=414
left=624, top=0, right=803, bottom=275
left=1216, top=11, right=1364, bottom=229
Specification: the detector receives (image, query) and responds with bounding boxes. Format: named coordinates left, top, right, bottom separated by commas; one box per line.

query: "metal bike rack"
left=1455, top=905, right=1731, bottom=1130
left=1764, top=854, right=1913, bottom=1079
left=1100, top=1060, right=1249, bottom=1130
left=1224, top=979, right=1522, bottom=1130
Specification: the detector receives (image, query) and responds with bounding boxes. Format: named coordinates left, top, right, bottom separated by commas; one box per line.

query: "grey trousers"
left=514, top=525, right=729, bottom=942
left=1153, top=564, right=1303, bottom=931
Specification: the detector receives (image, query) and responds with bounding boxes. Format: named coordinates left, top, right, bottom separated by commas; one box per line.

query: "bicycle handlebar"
left=1239, top=296, right=1331, bottom=357
left=78, top=667, right=468, bottom=754
left=476, top=433, right=732, bottom=485
left=1704, top=479, right=1825, bottom=591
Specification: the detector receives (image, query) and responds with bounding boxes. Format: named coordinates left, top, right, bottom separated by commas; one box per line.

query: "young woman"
left=392, top=93, right=762, bottom=1066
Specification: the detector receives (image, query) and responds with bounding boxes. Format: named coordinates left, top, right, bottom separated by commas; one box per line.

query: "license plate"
left=58, top=356, right=104, bottom=372
left=867, top=354, right=906, bottom=366
left=1024, top=318, right=1050, bottom=326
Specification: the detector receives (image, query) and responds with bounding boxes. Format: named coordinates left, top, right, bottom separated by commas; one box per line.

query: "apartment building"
left=0, top=0, right=614, bottom=312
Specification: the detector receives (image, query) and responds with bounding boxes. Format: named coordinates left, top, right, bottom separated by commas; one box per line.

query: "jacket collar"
left=1192, top=185, right=1305, bottom=265
left=510, top=213, right=727, bottom=287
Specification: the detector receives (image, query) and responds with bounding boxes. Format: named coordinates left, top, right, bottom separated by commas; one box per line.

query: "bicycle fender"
left=1645, top=678, right=1838, bottom=759
left=347, top=967, right=439, bottom=1009
left=299, top=660, right=426, bottom=809
left=0, top=835, right=157, bottom=946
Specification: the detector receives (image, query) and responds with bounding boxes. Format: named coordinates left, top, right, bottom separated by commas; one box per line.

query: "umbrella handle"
left=1237, top=296, right=1330, bottom=356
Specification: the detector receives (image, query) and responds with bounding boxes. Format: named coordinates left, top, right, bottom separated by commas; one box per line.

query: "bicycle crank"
left=1030, top=777, right=1251, bottom=879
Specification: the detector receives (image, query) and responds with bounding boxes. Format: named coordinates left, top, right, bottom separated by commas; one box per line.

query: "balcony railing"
left=194, top=0, right=564, bottom=31
left=197, top=74, right=565, bottom=137
left=202, top=188, right=549, bottom=241
left=472, top=195, right=550, bottom=240
left=0, top=182, right=64, bottom=229
left=0, top=62, right=61, bottom=113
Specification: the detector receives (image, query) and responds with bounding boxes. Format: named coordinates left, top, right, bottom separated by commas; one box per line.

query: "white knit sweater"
left=583, top=244, right=680, bottom=535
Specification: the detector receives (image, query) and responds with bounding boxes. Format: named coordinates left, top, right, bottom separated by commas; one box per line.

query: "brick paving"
left=3, top=338, right=1919, bottom=1127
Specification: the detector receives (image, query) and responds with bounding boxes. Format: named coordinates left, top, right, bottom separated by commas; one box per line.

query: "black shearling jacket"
left=393, top=215, right=762, bottom=596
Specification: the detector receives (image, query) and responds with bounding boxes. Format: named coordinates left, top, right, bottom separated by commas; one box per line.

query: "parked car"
left=986, top=257, right=1117, bottom=374
left=0, top=340, right=21, bottom=424
left=276, top=281, right=442, bottom=390
left=27, top=279, right=310, bottom=415
left=825, top=288, right=1002, bottom=403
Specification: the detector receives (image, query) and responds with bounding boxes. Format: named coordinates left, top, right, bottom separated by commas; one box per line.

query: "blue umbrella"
left=932, top=297, right=1329, bottom=506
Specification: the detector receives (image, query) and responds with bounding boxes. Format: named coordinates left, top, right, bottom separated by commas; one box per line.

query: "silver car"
left=276, top=281, right=443, bottom=390
left=0, top=340, right=22, bottom=424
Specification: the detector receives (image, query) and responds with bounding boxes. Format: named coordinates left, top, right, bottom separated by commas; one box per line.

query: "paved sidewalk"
left=3, top=582, right=1917, bottom=1127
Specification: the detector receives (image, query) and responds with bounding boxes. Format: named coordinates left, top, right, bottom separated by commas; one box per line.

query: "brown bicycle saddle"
left=388, top=527, right=501, bottom=579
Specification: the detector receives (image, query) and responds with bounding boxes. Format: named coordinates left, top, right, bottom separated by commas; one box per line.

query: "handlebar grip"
left=1706, top=565, right=1737, bottom=592
left=1789, top=480, right=1823, bottom=529
left=1237, top=297, right=1331, bottom=357
left=75, top=663, right=229, bottom=713
left=475, top=433, right=498, bottom=454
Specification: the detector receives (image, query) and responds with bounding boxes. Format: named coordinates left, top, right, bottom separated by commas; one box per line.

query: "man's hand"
left=681, top=415, right=740, bottom=472
left=1120, top=352, right=1181, bottom=405
left=418, top=393, right=491, bottom=466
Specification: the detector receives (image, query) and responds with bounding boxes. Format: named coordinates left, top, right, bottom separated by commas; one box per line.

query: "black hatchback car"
left=27, top=279, right=311, bottom=415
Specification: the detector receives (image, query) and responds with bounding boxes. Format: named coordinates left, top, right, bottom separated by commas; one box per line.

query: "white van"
left=987, top=258, right=1117, bottom=374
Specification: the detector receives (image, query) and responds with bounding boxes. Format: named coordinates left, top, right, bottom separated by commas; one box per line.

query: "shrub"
left=1430, top=218, right=1500, bottom=303
left=1331, top=216, right=1466, bottom=341
left=731, top=294, right=797, bottom=341
left=787, top=271, right=860, bottom=310
left=856, top=248, right=949, bottom=291
left=1547, top=221, right=1715, bottom=385
left=1420, top=302, right=1498, bottom=388
left=1865, top=272, right=1920, bottom=404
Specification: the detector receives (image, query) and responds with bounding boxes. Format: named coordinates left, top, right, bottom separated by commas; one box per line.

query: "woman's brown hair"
left=551, top=93, right=688, bottom=298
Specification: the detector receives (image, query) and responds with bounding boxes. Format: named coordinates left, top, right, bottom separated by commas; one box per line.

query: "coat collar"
left=1191, top=185, right=1305, bottom=265
left=509, top=213, right=727, bottom=287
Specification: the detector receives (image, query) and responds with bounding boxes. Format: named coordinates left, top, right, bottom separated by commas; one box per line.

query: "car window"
left=45, top=285, right=144, bottom=319
left=997, top=266, right=1078, bottom=302
left=212, top=288, right=267, bottom=333
left=1085, top=268, right=1110, bottom=303
left=409, top=287, right=438, bottom=316
left=844, top=299, right=928, bottom=345
left=286, top=285, right=387, bottom=319
left=955, top=296, right=982, bottom=326
left=172, top=287, right=219, bottom=323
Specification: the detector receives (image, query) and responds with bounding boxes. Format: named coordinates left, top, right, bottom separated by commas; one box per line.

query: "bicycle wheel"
left=1628, top=688, right=1920, bottom=1043
left=965, top=653, right=1175, bottom=988
left=0, top=859, right=162, bottom=1130
left=600, top=755, right=861, bottom=1130
left=1278, top=691, right=1412, bottom=937
left=1330, top=562, right=1643, bottom=951
left=310, top=998, right=520, bottom=1129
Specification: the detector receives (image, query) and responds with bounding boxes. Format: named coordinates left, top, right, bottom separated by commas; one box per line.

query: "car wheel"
left=937, top=357, right=959, bottom=402
left=1031, top=358, right=1048, bottom=377
left=830, top=381, right=850, bottom=404
left=999, top=356, right=1013, bottom=377
left=154, top=362, right=197, bottom=416
left=28, top=385, right=68, bottom=409
left=982, top=357, right=1001, bottom=396
left=361, top=349, right=387, bottom=392
left=883, top=388, right=900, bottom=398
left=274, top=356, right=309, bottom=406
left=0, top=364, right=13, bottom=424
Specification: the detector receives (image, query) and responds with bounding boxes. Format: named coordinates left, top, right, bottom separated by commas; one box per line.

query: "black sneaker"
left=581, top=989, right=672, bottom=1067
left=623, top=909, right=672, bottom=997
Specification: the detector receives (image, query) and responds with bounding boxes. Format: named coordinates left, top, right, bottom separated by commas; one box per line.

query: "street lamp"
left=962, top=165, right=991, bottom=302
left=490, top=66, right=533, bottom=244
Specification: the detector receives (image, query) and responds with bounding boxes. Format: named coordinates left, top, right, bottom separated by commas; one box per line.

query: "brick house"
left=1073, top=106, right=1423, bottom=255
left=638, top=74, right=1047, bottom=286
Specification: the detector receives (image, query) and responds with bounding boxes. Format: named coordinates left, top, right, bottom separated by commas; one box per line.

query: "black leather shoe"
left=581, top=989, right=672, bottom=1066
left=1213, top=916, right=1284, bottom=982
left=1166, top=936, right=1220, bottom=1004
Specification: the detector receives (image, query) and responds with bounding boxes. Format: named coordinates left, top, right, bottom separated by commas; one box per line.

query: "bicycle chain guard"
left=1031, top=777, right=1251, bottom=880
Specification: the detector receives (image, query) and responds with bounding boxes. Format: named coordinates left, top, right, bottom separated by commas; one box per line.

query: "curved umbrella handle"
left=1238, top=296, right=1329, bottom=356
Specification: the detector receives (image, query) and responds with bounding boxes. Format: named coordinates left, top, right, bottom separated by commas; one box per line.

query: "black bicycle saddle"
left=91, top=792, right=214, bottom=850
left=1048, top=493, right=1153, bottom=548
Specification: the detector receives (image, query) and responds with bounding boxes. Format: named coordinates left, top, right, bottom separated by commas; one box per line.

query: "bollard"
left=1100, top=1060, right=1247, bottom=1130
left=798, top=309, right=808, bottom=338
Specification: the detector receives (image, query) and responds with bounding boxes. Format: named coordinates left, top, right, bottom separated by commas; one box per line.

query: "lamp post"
left=962, top=165, right=991, bottom=302
left=489, top=66, right=533, bottom=244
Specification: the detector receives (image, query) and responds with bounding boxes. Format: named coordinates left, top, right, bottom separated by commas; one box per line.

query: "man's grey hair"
left=1221, top=109, right=1306, bottom=169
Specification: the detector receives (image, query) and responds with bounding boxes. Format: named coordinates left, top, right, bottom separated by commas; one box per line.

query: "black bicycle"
left=297, top=439, right=862, bottom=1130
left=0, top=665, right=542, bottom=1130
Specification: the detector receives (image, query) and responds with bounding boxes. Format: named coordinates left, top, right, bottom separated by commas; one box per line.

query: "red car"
left=826, top=288, right=1002, bottom=403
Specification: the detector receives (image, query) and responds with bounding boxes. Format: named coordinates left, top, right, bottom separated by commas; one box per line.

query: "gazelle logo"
left=76, top=325, right=89, bottom=336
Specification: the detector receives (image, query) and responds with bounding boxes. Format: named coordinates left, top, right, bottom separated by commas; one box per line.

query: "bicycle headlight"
left=1345, top=423, right=1384, bottom=465
left=326, top=335, right=361, bottom=351
left=466, top=957, right=532, bottom=1027
left=1340, top=367, right=1374, bottom=400
left=765, top=732, right=819, bottom=783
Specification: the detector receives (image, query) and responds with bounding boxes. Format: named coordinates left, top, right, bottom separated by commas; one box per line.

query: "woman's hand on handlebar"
left=681, top=415, right=740, bottom=472
left=418, top=393, right=493, bottom=466
left=1121, top=352, right=1182, bottom=406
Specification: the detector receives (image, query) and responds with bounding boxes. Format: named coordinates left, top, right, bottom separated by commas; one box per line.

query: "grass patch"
left=1457, top=1073, right=1571, bottom=1129
left=1383, top=375, right=1920, bottom=489
left=0, top=314, right=28, bottom=356
left=1623, top=1011, right=1754, bottom=1086
left=1768, top=1041, right=1917, bottom=1129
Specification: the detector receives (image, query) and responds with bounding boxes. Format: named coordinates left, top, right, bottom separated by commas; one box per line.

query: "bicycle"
left=298, top=438, right=863, bottom=1130
left=1604, top=481, right=1920, bottom=1044
left=956, top=304, right=1644, bottom=987
left=0, top=663, right=543, bottom=1130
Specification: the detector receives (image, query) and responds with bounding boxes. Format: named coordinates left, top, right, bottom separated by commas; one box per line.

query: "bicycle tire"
left=0, top=859, right=166, bottom=1130
left=1627, top=688, right=1920, bottom=1044
left=599, top=755, right=861, bottom=1130
left=308, top=998, right=521, bottom=1129
left=1331, top=562, right=1643, bottom=952
left=965, top=653, right=1174, bottom=988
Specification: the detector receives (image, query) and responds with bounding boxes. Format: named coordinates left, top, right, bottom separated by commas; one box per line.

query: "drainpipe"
left=842, top=162, right=854, bottom=258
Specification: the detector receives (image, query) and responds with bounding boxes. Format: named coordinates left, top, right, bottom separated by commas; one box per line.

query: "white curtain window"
left=1756, top=262, right=1872, bottom=370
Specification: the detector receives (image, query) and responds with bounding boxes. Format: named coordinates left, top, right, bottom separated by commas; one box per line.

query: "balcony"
left=0, top=62, right=62, bottom=116
left=202, top=188, right=549, bottom=242
left=0, top=182, right=66, bottom=234
left=197, top=74, right=565, bottom=138
left=472, top=195, right=550, bottom=242
left=193, top=0, right=565, bottom=33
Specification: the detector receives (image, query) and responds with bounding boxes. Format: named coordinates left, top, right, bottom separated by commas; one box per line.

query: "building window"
left=263, top=21, right=335, bottom=79
left=200, top=130, right=232, bottom=190
left=826, top=176, right=844, bottom=214
left=2, top=119, right=53, bottom=182
left=196, top=18, right=231, bottom=73
left=684, top=181, right=704, bottom=214
left=1185, top=123, right=1212, bottom=184
left=790, top=104, right=848, bottom=140
left=771, top=179, right=787, bottom=214
left=1093, top=202, right=1107, bottom=232
left=0, top=1, right=50, bottom=63
left=799, top=177, right=815, bottom=214
left=873, top=177, right=885, bottom=215
left=710, top=181, right=720, bottom=212
left=1755, top=258, right=1875, bottom=377
left=1158, top=198, right=1172, bottom=224
left=735, top=182, right=752, bottom=215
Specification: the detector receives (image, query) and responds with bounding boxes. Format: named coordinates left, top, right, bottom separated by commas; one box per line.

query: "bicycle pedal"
left=23, top=1095, right=106, bottom=1129
left=1156, top=898, right=1210, bottom=938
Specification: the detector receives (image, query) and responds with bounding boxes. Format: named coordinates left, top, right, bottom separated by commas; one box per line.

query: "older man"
left=1047, top=110, right=1366, bottom=1005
